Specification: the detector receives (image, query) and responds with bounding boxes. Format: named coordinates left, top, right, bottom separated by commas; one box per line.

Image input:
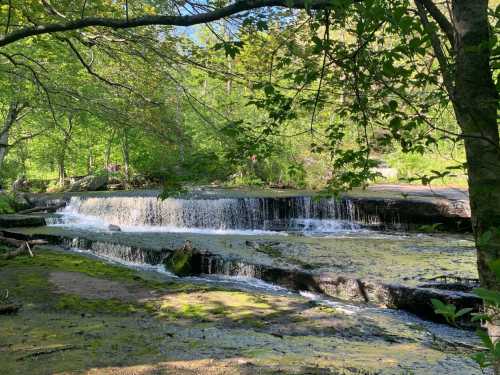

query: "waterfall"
left=54, top=195, right=374, bottom=233
left=64, top=237, right=169, bottom=265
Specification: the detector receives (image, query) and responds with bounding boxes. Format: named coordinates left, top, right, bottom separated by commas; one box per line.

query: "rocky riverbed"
left=0, top=248, right=484, bottom=375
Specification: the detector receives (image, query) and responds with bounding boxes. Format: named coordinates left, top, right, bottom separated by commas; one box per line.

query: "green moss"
left=237, top=317, right=268, bottom=328
left=255, top=244, right=282, bottom=258
left=164, top=248, right=194, bottom=276
left=56, top=294, right=140, bottom=314
left=0, top=248, right=162, bottom=287
left=178, top=304, right=209, bottom=320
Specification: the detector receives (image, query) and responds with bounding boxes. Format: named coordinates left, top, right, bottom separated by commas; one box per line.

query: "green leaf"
left=478, top=230, right=493, bottom=247
left=263, top=83, right=275, bottom=96
left=488, top=259, right=500, bottom=281
left=471, top=313, right=491, bottom=323
left=476, top=329, right=495, bottom=351
left=454, top=307, right=473, bottom=319
left=474, top=288, right=500, bottom=305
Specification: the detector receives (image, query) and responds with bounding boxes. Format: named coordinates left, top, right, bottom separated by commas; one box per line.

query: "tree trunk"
left=87, top=149, right=94, bottom=175
left=0, top=101, right=20, bottom=171
left=58, top=115, right=74, bottom=187
left=0, top=129, right=10, bottom=170
left=452, top=0, right=500, bottom=355
left=104, top=128, right=115, bottom=171
left=58, top=157, right=66, bottom=187
left=121, top=129, right=130, bottom=181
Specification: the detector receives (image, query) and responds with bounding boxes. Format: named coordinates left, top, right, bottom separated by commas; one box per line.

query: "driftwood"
left=18, top=202, right=66, bottom=214
left=0, top=235, right=48, bottom=259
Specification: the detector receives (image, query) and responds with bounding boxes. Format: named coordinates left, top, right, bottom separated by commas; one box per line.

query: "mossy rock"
left=164, top=247, right=198, bottom=276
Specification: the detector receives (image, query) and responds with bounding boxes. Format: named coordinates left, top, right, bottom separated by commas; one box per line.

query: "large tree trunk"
left=452, top=0, right=500, bottom=355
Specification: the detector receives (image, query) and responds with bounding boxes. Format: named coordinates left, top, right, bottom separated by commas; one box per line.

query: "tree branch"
left=415, top=1, right=454, bottom=98
left=415, top=0, right=455, bottom=45
left=5, top=0, right=12, bottom=35
left=61, top=37, right=159, bottom=104
left=0, top=0, right=353, bottom=47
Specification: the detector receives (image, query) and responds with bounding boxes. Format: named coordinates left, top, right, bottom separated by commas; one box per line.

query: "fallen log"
left=0, top=235, right=47, bottom=248
left=18, top=202, right=66, bottom=214
left=0, top=236, right=48, bottom=259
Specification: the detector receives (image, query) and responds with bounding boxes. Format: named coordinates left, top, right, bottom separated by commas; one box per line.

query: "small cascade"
left=64, top=237, right=169, bottom=265
left=199, top=255, right=261, bottom=278
left=55, top=195, right=377, bottom=233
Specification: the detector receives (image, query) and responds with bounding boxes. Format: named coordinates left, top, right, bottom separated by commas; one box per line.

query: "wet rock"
left=11, top=193, right=33, bottom=211
left=108, top=224, right=121, bottom=232
left=346, top=196, right=471, bottom=232
left=385, top=284, right=480, bottom=325
left=68, top=175, right=108, bottom=192
left=315, top=273, right=481, bottom=327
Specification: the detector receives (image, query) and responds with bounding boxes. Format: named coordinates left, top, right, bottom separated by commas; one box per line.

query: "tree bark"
left=121, top=129, right=130, bottom=181
left=58, top=115, right=74, bottom=187
left=57, top=157, right=65, bottom=187
left=452, top=0, right=500, bottom=357
left=0, top=101, right=20, bottom=171
left=104, top=128, right=115, bottom=171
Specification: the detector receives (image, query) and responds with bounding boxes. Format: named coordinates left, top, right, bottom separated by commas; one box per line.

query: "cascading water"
left=53, top=195, right=371, bottom=234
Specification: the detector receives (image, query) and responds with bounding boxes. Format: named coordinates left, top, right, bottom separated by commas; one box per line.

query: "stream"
left=16, top=190, right=481, bottom=358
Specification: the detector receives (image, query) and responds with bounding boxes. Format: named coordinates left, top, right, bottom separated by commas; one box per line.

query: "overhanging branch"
left=0, top=0, right=351, bottom=47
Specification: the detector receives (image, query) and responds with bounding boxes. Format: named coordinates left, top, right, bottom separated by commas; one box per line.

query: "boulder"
left=11, top=193, right=32, bottom=211
left=68, top=175, right=108, bottom=192
left=11, top=176, right=28, bottom=192
left=108, top=224, right=121, bottom=232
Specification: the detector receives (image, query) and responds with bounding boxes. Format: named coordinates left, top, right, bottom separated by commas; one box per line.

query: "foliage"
left=433, top=260, right=500, bottom=372
left=0, top=0, right=481, bottom=191
left=430, top=298, right=472, bottom=326
left=0, top=194, right=14, bottom=214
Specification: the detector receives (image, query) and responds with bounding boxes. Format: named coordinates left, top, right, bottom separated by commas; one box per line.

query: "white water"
left=51, top=195, right=367, bottom=235
left=69, top=247, right=176, bottom=277
left=66, top=245, right=295, bottom=295
left=50, top=210, right=288, bottom=236
left=299, top=291, right=362, bottom=315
